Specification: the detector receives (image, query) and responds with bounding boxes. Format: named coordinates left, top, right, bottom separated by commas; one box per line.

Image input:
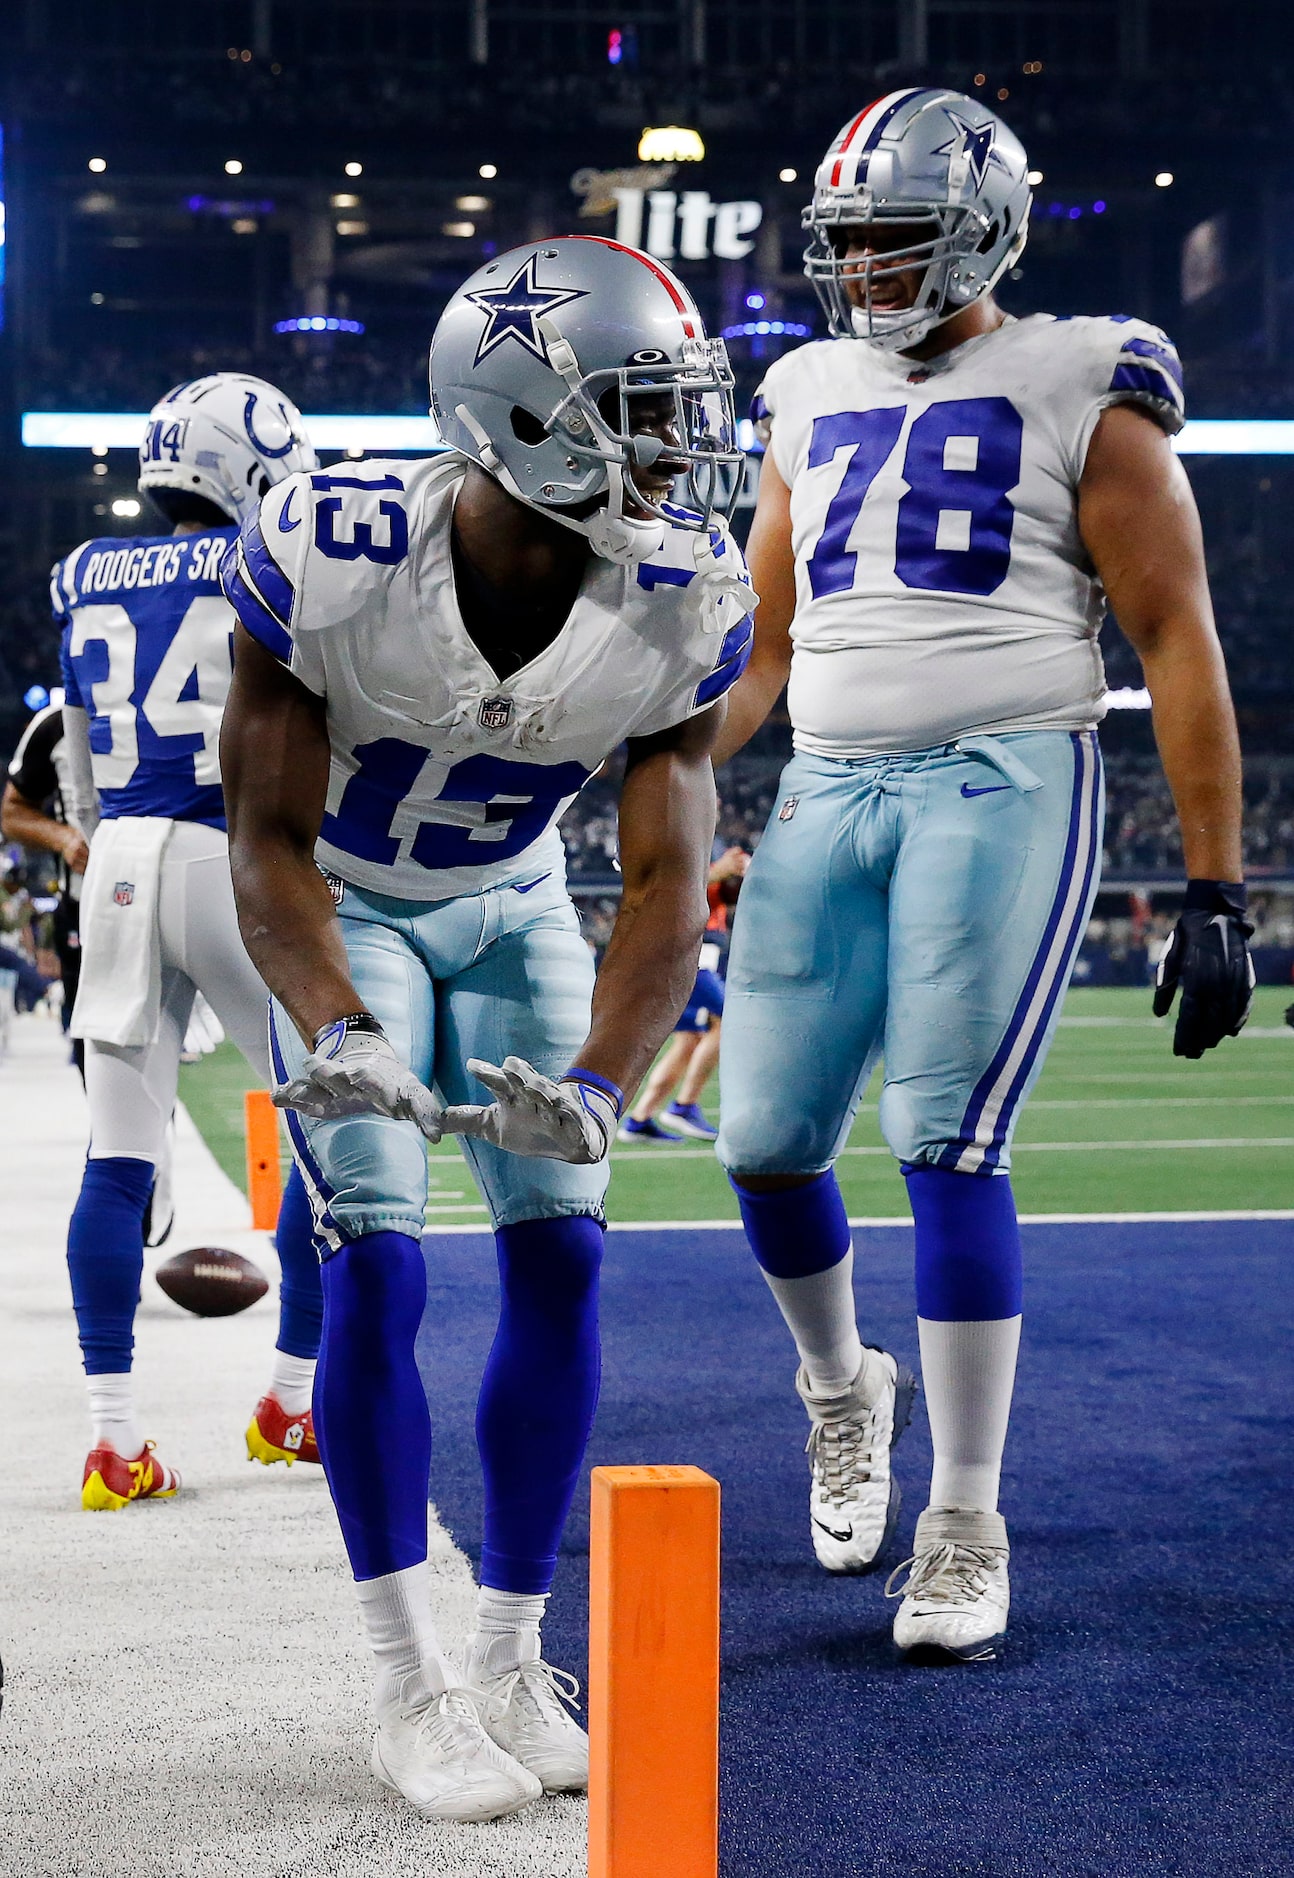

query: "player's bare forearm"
left=0, top=783, right=88, bottom=873
left=221, top=625, right=364, bottom=1043
left=569, top=712, right=718, bottom=1101
left=1079, top=402, right=1243, bottom=881
left=710, top=448, right=796, bottom=768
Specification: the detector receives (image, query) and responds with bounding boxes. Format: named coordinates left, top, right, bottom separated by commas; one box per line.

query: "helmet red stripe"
left=829, top=98, right=885, bottom=186
left=573, top=233, right=698, bottom=337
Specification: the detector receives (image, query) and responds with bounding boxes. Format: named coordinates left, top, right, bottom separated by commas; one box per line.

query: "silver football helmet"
left=430, top=237, right=741, bottom=564
left=138, top=373, right=317, bottom=522
left=804, top=88, right=1031, bottom=352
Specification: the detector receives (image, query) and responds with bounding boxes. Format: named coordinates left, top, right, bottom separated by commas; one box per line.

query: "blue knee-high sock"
left=66, top=1157, right=154, bottom=1375
left=905, top=1166, right=1023, bottom=1320
left=274, top=1165, right=324, bottom=1359
left=476, top=1216, right=604, bottom=1594
left=314, top=1231, right=431, bottom=1581
left=731, top=1168, right=851, bottom=1278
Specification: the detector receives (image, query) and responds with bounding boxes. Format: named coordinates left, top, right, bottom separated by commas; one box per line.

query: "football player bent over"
left=711, top=90, right=1251, bottom=1661
left=56, top=375, right=325, bottom=1510
left=220, top=238, right=751, bottom=1821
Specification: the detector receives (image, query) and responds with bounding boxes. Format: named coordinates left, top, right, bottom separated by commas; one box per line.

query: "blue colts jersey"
left=54, top=528, right=237, bottom=827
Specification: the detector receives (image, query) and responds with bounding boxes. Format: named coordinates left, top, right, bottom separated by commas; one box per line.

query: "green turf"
left=178, top=986, right=1294, bottom=1222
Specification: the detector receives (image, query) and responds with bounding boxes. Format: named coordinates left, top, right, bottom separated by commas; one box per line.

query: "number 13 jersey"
left=221, top=452, right=754, bottom=900
left=755, top=313, right=1185, bottom=757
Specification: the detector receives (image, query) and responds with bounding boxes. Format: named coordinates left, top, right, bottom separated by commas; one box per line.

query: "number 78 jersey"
left=757, top=313, right=1185, bottom=757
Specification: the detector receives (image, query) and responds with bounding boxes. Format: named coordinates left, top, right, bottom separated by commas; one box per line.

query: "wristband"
left=1182, top=880, right=1247, bottom=917
left=562, top=1067, right=625, bottom=1118
left=311, top=1011, right=386, bottom=1053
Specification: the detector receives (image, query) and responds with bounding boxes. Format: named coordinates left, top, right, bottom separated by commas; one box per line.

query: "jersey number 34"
left=806, top=395, right=1023, bottom=601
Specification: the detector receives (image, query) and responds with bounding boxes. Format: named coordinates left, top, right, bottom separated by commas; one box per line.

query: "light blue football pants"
left=269, top=869, right=607, bottom=1247
left=717, top=731, right=1104, bottom=1179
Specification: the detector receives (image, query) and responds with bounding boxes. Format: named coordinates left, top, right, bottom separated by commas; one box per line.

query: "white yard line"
left=611, top=1135, right=1294, bottom=1162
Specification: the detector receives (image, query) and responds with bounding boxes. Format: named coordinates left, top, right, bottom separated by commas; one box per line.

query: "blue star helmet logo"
left=935, top=111, right=1006, bottom=192
left=464, top=256, right=589, bottom=368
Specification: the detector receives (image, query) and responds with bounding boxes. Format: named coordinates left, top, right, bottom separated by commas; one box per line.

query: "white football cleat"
left=465, top=1644, right=589, bottom=1793
left=797, top=1349, right=917, bottom=1572
left=887, top=1505, right=1011, bottom=1662
left=371, top=1685, right=542, bottom=1821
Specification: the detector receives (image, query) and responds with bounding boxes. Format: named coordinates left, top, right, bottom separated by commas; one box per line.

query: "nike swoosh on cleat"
left=960, top=782, right=1012, bottom=798
left=813, top=1517, right=854, bottom=1543
left=278, top=487, right=301, bottom=532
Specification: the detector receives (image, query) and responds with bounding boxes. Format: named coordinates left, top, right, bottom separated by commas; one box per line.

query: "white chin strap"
left=453, top=402, right=664, bottom=566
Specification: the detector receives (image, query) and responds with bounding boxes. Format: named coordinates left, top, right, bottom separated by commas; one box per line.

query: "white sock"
left=86, top=1373, right=142, bottom=1457
left=355, top=1563, right=454, bottom=1721
left=760, top=1249, right=865, bottom=1394
left=918, top=1315, right=1022, bottom=1514
left=467, top=1587, right=549, bottom=1677
left=268, top=1350, right=316, bottom=1416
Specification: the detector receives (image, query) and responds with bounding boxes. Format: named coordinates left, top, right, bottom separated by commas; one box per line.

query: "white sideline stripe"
left=425, top=1202, right=489, bottom=1215
left=1055, top=1018, right=1291, bottom=1039
left=612, top=1135, right=1294, bottom=1163
left=421, top=1208, right=1294, bottom=1235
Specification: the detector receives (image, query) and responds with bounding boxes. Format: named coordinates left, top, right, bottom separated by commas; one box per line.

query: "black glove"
left=1153, top=880, right=1254, bottom=1059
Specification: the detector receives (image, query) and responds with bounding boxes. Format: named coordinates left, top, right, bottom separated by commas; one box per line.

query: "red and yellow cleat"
left=82, top=1440, right=182, bottom=1511
left=245, top=1393, right=320, bottom=1467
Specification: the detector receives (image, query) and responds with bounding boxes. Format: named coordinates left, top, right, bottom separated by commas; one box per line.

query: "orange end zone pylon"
left=244, top=1089, right=282, bottom=1230
left=588, top=1464, right=720, bottom=1878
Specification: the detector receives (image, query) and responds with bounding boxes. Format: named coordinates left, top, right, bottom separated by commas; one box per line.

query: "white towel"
left=71, top=817, right=174, bottom=1047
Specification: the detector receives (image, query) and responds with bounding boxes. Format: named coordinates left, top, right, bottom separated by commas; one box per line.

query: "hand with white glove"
left=273, top=1013, right=444, bottom=1142
left=441, top=1056, right=622, bottom=1164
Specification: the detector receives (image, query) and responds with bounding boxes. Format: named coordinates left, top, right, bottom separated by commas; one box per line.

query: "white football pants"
left=85, top=821, right=271, bottom=1164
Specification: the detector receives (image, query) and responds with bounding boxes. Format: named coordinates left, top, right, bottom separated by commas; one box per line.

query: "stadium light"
left=24, top=414, right=1294, bottom=458
left=778, top=168, right=797, bottom=182
left=638, top=127, right=705, bottom=163
left=272, top=316, right=365, bottom=334
left=111, top=498, right=141, bottom=517
left=1027, top=169, right=1044, bottom=185
left=225, top=159, right=243, bottom=176
left=345, top=161, right=363, bottom=178
left=88, top=157, right=107, bottom=173
left=1155, top=171, right=1174, bottom=187
left=479, top=164, right=497, bottom=179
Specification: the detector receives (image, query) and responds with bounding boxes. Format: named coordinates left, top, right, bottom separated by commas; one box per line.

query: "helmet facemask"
left=803, top=197, right=1028, bottom=353
left=541, top=333, right=742, bottom=539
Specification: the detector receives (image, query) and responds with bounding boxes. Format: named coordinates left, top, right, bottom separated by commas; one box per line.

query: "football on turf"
left=155, top=1246, right=269, bottom=1317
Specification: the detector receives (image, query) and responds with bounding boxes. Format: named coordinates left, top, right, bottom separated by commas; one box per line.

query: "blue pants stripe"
left=942, top=732, right=1102, bottom=1173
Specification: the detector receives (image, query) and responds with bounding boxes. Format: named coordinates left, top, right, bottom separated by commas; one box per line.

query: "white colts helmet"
left=430, top=236, right=742, bottom=565
left=138, top=373, right=318, bottom=523
left=804, top=87, right=1032, bottom=352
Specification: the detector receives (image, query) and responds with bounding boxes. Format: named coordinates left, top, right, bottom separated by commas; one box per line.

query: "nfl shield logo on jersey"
left=778, top=796, right=800, bottom=823
left=112, top=880, right=135, bottom=907
left=478, top=696, right=513, bottom=731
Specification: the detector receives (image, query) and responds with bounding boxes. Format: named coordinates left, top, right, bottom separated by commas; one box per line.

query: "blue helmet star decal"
left=465, top=256, right=589, bottom=368
left=935, top=111, right=1008, bottom=192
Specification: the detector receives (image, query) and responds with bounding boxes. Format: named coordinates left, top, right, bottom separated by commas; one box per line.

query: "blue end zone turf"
left=416, top=1219, right=1293, bottom=1877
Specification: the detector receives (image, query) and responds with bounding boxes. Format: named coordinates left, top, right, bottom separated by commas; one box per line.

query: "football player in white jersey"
left=711, top=89, right=1251, bottom=1661
left=56, top=375, right=326, bottom=1509
left=219, top=237, right=751, bottom=1821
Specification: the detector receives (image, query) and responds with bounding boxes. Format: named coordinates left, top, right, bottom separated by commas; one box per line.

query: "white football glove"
left=441, top=1056, right=621, bottom=1164
left=273, top=1014, right=444, bottom=1142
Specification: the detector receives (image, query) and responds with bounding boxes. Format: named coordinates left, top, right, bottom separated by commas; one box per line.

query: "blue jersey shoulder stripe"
left=1109, top=361, right=1184, bottom=411
left=241, top=515, right=295, bottom=626
left=694, top=633, right=753, bottom=709
left=223, top=549, right=293, bottom=664
left=1118, top=335, right=1184, bottom=390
